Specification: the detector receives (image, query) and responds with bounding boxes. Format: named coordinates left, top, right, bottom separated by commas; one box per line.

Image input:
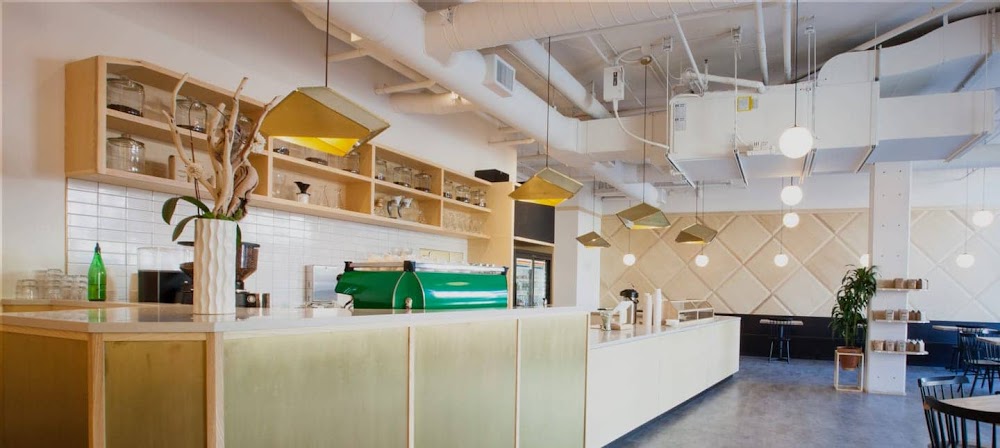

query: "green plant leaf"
left=179, top=196, right=211, bottom=215
left=236, top=224, right=242, bottom=248
left=171, top=215, right=197, bottom=241
left=162, top=197, right=180, bottom=224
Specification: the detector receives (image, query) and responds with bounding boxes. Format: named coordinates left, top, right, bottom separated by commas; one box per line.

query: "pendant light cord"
left=324, top=0, right=331, bottom=88
left=642, top=63, right=648, bottom=201
left=545, top=36, right=552, bottom=169
left=966, top=168, right=971, bottom=252
left=793, top=0, right=800, bottom=127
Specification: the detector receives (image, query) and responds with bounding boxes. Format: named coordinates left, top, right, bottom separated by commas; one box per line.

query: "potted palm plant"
left=830, top=265, right=878, bottom=370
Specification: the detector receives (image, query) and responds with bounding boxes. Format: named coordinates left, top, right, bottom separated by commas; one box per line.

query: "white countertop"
left=589, top=316, right=741, bottom=349
left=0, top=300, right=587, bottom=334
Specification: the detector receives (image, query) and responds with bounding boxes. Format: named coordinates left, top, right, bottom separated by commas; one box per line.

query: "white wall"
left=1, top=2, right=515, bottom=294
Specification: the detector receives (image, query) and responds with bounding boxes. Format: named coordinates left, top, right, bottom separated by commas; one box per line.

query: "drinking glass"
left=16, top=279, right=39, bottom=300
left=375, top=159, right=388, bottom=181
left=274, top=173, right=288, bottom=199
left=45, top=279, right=64, bottom=300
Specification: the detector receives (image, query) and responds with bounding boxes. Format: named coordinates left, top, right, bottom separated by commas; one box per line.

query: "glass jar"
left=374, top=197, right=390, bottom=218
left=472, top=188, right=487, bottom=207
left=107, top=76, right=144, bottom=117
left=16, top=279, right=39, bottom=300
left=175, top=97, right=208, bottom=133
left=107, top=134, right=146, bottom=174
left=394, top=166, right=414, bottom=188
left=343, top=151, right=361, bottom=174
left=443, top=180, right=456, bottom=199
left=455, top=184, right=470, bottom=203
left=414, top=172, right=432, bottom=192
left=375, top=159, right=388, bottom=181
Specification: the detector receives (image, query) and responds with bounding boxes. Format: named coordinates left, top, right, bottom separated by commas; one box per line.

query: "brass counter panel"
left=518, top=314, right=588, bottom=448
left=224, top=327, right=409, bottom=448
left=414, top=320, right=517, bottom=448
left=105, top=340, right=206, bottom=448
left=2, top=332, right=89, bottom=448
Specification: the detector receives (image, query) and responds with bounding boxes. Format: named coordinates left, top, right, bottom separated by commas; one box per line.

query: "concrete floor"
left=608, top=356, right=990, bottom=448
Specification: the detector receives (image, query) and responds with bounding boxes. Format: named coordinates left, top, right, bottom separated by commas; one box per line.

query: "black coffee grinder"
left=179, top=242, right=262, bottom=307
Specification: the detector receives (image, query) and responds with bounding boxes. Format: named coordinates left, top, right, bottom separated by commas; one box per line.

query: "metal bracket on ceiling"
left=854, top=145, right=876, bottom=174
left=734, top=149, right=749, bottom=187
left=945, top=132, right=990, bottom=162
left=799, top=149, right=816, bottom=183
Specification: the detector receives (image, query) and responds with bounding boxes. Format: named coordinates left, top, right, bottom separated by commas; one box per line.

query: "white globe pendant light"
left=781, top=185, right=803, bottom=206
left=956, top=252, right=975, bottom=269
left=859, top=254, right=870, bottom=267
left=783, top=212, right=800, bottom=228
left=694, top=254, right=710, bottom=267
left=623, top=253, right=636, bottom=266
left=773, top=253, right=789, bottom=267
left=973, top=210, right=994, bottom=228
left=779, top=126, right=813, bottom=159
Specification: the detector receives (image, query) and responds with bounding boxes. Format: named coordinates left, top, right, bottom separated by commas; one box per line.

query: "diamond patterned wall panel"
left=600, top=210, right=998, bottom=322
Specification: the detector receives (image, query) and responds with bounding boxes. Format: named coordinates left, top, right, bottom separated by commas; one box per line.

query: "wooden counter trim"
left=514, top=318, right=522, bottom=448
left=2, top=324, right=88, bottom=340
left=407, top=327, right=416, bottom=448
left=206, top=332, right=224, bottom=448
left=88, top=333, right=106, bottom=448
left=103, top=332, right=208, bottom=342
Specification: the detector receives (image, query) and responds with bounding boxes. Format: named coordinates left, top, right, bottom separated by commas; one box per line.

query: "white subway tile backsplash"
left=97, top=206, right=127, bottom=220
left=98, top=184, right=127, bottom=196
left=66, top=182, right=467, bottom=304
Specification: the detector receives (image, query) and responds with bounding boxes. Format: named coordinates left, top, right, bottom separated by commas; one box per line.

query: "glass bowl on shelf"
left=107, top=134, right=145, bottom=174
left=107, top=76, right=144, bottom=117
left=414, top=172, right=432, bottom=193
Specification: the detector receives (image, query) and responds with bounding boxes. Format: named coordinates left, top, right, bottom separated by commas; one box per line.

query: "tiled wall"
left=65, top=179, right=467, bottom=307
left=601, top=210, right=1000, bottom=323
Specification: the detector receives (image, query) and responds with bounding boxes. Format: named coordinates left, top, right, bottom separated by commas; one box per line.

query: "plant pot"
left=837, top=346, right=863, bottom=370
left=193, top=218, right=237, bottom=315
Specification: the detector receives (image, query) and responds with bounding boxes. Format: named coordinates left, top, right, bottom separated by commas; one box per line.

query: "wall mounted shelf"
left=870, top=350, right=929, bottom=356
left=871, top=320, right=930, bottom=324
left=65, top=55, right=514, bottom=277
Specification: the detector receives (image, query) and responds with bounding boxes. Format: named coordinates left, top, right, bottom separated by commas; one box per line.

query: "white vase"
left=193, top=218, right=237, bottom=315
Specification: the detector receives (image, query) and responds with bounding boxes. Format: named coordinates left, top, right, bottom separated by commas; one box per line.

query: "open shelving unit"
left=64, top=55, right=515, bottom=275
left=870, top=350, right=929, bottom=356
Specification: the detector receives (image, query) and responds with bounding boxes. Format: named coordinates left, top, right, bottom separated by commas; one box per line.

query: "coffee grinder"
left=179, top=242, right=264, bottom=307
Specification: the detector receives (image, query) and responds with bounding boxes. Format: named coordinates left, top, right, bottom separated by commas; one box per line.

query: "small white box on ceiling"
left=603, top=65, right=626, bottom=102
left=483, top=53, right=516, bottom=97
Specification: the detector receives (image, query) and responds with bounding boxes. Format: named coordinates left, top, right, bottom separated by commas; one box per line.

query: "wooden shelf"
left=271, top=153, right=371, bottom=184
left=444, top=169, right=491, bottom=187
left=872, top=320, right=931, bottom=324
left=106, top=109, right=208, bottom=151
left=870, top=350, right=929, bottom=356
left=513, top=236, right=555, bottom=248
left=374, top=179, right=442, bottom=201
left=877, top=288, right=927, bottom=292
left=443, top=196, right=492, bottom=213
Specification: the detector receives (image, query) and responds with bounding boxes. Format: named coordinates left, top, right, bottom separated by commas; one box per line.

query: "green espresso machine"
left=335, top=261, right=509, bottom=309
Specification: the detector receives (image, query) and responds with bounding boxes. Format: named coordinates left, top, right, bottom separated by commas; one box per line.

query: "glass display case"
left=664, top=300, right=715, bottom=326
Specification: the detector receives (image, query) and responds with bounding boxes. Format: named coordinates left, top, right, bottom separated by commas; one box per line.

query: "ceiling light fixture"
left=774, top=253, right=789, bottom=268
left=695, top=253, right=710, bottom=267
left=957, top=168, right=976, bottom=269
left=616, top=62, right=670, bottom=229
left=510, top=37, right=582, bottom=206
left=783, top=211, right=800, bottom=228
left=859, top=253, right=870, bottom=267
left=623, top=208, right=636, bottom=266
left=677, top=181, right=718, bottom=244
left=261, top=0, right=389, bottom=156
left=780, top=181, right=803, bottom=206
left=778, top=0, right=813, bottom=159
left=973, top=167, right=994, bottom=228
left=576, top=181, right=611, bottom=248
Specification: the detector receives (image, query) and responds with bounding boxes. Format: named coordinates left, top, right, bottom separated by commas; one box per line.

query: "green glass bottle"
left=87, top=243, right=107, bottom=301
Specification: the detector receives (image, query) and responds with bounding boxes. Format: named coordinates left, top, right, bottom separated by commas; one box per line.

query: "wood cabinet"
left=64, top=56, right=513, bottom=271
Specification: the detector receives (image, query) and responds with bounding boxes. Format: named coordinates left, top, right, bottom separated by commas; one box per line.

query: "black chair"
left=920, top=376, right=973, bottom=401
left=923, top=395, right=1000, bottom=448
left=962, top=334, right=1000, bottom=394
left=765, top=318, right=792, bottom=363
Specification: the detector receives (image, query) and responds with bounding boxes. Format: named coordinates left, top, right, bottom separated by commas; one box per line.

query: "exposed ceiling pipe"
left=550, top=4, right=754, bottom=43
left=754, top=0, right=770, bottom=85
left=672, top=14, right=707, bottom=92
left=851, top=0, right=968, bottom=51
left=425, top=0, right=753, bottom=60
left=681, top=71, right=767, bottom=93
left=783, top=0, right=793, bottom=83
left=389, top=92, right=478, bottom=114
left=374, top=80, right=437, bottom=95
left=506, top=40, right=611, bottom=119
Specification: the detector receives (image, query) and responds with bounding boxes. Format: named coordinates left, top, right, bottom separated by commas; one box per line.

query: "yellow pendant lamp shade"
left=261, top=87, right=389, bottom=156
left=616, top=202, right=671, bottom=230
left=676, top=223, right=718, bottom=244
left=509, top=167, right=583, bottom=206
left=576, top=231, right=611, bottom=248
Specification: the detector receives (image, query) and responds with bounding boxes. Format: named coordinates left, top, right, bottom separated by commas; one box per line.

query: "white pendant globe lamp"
left=956, top=252, right=975, bottom=269
left=859, top=254, right=870, bottom=267
left=779, top=0, right=813, bottom=159
left=781, top=183, right=803, bottom=206
left=695, top=253, right=710, bottom=267
left=773, top=253, right=789, bottom=267
left=783, top=211, right=800, bottom=228
left=623, top=209, right=636, bottom=266
left=973, top=168, right=994, bottom=228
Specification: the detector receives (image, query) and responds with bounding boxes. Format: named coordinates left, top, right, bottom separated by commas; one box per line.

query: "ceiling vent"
left=483, top=53, right=515, bottom=97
